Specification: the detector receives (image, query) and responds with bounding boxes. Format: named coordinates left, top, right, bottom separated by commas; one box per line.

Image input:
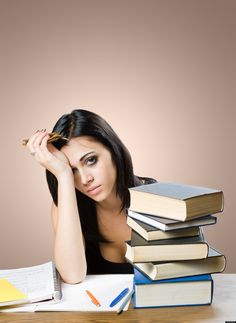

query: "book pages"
left=0, top=262, right=59, bottom=302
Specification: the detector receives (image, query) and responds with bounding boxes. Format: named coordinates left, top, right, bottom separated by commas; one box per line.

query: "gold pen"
left=22, top=132, right=68, bottom=146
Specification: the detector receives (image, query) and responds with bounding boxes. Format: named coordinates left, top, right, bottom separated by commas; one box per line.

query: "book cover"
left=129, top=182, right=223, bottom=221
left=134, top=267, right=212, bottom=284
left=133, top=268, right=213, bottom=308
left=127, top=210, right=217, bottom=231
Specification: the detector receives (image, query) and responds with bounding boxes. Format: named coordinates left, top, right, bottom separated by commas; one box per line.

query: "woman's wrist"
left=56, top=167, right=74, bottom=183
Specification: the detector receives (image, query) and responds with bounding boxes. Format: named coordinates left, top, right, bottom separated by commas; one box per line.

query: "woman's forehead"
left=61, top=136, right=106, bottom=154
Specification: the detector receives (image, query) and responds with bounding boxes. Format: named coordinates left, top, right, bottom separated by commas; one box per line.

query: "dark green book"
left=125, top=229, right=208, bottom=263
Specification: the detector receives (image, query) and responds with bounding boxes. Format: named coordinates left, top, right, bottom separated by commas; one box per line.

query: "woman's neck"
left=96, top=194, right=122, bottom=216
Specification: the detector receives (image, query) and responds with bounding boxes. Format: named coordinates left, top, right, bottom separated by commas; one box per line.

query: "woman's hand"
left=26, top=130, right=72, bottom=178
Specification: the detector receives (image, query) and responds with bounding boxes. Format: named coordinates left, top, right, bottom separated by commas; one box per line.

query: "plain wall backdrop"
left=0, top=0, right=235, bottom=272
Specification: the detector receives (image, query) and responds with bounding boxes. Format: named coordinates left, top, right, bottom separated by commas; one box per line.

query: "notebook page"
left=0, top=262, right=56, bottom=301
left=36, top=274, right=134, bottom=311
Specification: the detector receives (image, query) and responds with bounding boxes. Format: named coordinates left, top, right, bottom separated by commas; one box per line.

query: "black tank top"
left=85, top=242, right=133, bottom=274
left=85, top=177, right=157, bottom=274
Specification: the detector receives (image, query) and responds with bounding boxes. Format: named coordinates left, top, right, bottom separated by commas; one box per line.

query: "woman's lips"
left=87, top=185, right=102, bottom=195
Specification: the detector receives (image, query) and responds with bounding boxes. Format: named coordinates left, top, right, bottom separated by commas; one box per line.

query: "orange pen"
left=85, top=289, right=101, bottom=307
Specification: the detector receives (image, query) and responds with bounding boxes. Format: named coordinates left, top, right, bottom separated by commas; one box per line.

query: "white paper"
left=1, top=274, right=134, bottom=312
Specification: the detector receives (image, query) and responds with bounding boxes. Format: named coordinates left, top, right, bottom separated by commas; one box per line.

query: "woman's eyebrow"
left=79, top=151, right=95, bottom=162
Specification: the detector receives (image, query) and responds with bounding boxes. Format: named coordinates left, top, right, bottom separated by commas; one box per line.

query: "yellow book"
left=0, top=278, right=29, bottom=307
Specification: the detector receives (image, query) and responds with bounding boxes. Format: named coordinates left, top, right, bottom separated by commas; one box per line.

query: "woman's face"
left=61, top=136, right=117, bottom=203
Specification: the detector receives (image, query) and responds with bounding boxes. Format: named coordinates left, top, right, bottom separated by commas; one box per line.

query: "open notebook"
left=1, top=274, right=134, bottom=312
left=0, top=261, right=61, bottom=303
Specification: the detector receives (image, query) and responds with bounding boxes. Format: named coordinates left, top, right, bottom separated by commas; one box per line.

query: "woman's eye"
left=85, top=156, right=97, bottom=166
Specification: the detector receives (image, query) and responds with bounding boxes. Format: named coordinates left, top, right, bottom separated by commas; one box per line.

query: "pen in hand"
left=85, top=289, right=101, bottom=307
left=109, top=287, right=130, bottom=307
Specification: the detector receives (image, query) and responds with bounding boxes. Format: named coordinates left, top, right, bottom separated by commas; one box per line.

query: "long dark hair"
left=46, top=109, right=156, bottom=243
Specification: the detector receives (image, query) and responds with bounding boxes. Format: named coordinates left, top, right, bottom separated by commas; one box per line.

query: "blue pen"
left=109, top=287, right=130, bottom=307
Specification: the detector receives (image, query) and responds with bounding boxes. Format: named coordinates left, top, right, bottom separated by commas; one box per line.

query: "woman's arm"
left=26, top=130, right=87, bottom=283
left=51, top=170, right=87, bottom=284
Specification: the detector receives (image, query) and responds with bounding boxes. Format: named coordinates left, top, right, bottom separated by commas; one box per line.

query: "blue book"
left=133, top=268, right=213, bottom=308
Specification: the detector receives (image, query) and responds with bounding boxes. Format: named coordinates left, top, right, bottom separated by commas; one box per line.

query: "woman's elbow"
left=62, top=272, right=87, bottom=284
left=59, top=266, right=87, bottom=284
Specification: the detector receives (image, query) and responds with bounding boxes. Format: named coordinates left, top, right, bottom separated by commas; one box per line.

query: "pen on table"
left=85, top=289, right=101, bottom=307
left=117, top=289, right=134, bottom=315
left=109, top=287, right=130, bottom=308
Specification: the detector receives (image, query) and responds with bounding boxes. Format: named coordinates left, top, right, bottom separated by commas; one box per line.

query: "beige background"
left=0, top=0, right=235, bottom=272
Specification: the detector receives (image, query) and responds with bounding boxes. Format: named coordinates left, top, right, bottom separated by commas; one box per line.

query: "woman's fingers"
left=31, top=130, right=49, bottom=152
left=27, top=130, right=49, bottom=156
left=27, top=130, right=52, bottom=156
left=33, top=132, right=51, bottom=161
left=26, top=130, right=40, bottom=154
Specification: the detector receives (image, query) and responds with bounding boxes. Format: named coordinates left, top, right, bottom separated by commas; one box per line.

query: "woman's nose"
left=80, top=170, right=94, bottom=185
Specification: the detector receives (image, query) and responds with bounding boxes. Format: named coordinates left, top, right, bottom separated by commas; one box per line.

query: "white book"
left=128, top=210, right=217, bottom=231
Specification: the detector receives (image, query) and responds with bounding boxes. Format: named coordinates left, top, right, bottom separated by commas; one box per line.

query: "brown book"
left=129, top=182, right=223, bottom=221
left=127, top=216, right=200, bottom=241
left=125, top=229, right=208, bottom=263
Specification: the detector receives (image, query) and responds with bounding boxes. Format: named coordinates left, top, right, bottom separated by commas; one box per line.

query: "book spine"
left=51, top=262, right=62, bottom=302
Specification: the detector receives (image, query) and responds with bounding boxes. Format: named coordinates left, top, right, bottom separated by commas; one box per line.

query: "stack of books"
left=125, top=182, right=226, bottom=308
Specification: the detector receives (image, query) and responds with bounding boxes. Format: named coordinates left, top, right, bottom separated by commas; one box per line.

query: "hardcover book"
left=125, top=229, right=208, bottom=263
left=127, top=216, right=200, bottom=241
left=129, top=182, right=223, bottom=221
left=133, top=247, right=226, bottom=280
left=133, top=268, right=213, bottom=308
left=128, top=210, right=217, bottom=231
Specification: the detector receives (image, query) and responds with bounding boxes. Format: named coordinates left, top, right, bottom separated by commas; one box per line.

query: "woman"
left=26, top=109, right=156, bottom=283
